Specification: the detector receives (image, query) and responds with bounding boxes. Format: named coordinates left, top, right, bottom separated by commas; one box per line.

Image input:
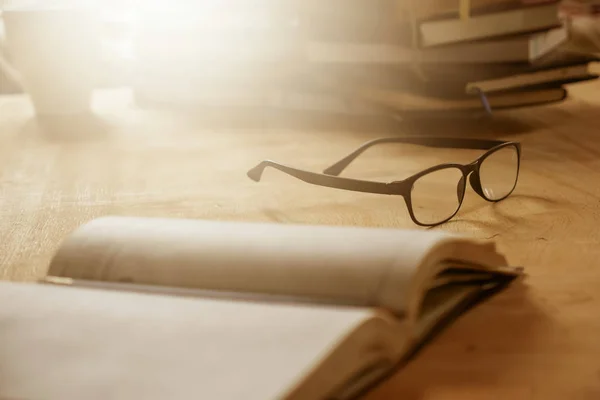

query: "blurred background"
left=2, top=0, right=600, bottom=117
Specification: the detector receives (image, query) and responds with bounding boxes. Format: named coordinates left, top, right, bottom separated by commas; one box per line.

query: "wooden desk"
left=1, top=83, right=600, bottom=399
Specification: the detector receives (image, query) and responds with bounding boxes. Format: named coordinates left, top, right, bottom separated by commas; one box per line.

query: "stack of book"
left=130, top=0, right=599, bottom=117
left=300, top=0, right=600, bottom=117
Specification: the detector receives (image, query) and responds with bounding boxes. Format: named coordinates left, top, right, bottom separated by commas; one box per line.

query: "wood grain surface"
left=1, top=80, right=600, bottom=399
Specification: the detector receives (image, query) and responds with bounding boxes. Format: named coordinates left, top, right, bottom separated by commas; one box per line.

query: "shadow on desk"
left=129, top=105, right=536, bottom=137
left=12, top=103, right=538, bottom=144
left=397, top=114, right=535, bottom=139
left=367, top=282, right=555, bottom=399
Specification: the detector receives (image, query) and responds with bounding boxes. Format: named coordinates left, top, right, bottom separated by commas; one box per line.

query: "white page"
left=48, top=217, right=459, bottom=314
left=0, top=281, right=389, bottom=400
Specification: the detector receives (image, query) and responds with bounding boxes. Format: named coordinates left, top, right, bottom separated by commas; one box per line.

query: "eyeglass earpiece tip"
left=247, top=167, right=262, bottom=182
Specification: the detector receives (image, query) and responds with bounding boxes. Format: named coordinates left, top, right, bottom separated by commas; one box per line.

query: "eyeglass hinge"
left=385, top=181, right=405, bottom=195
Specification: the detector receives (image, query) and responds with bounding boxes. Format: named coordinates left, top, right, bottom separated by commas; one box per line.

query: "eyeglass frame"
left=247, top=137, right=521, bottom=226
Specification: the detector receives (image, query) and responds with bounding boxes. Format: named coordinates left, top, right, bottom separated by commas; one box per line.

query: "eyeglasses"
left=247, top=137, right=521, bottom=226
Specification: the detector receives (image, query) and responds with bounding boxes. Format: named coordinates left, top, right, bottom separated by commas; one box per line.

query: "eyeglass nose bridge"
left=469, top=171, right=487, bottom=199
left=466, top=161, right=487, bottom=200
left=463, top=162, right=487, bottom=200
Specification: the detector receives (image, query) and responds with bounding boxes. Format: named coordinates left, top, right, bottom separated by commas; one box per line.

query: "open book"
left=0, top=217, right=523, bottom=400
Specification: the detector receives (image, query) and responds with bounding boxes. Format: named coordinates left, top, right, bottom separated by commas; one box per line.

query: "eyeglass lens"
left=409, top=145, right=519, bottom=225
left=479, top=145, right=519, bottom=201
left=410, top=167, right=465, bottom=225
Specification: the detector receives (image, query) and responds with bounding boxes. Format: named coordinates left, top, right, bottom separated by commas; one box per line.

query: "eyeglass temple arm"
left=247, top=160, right=398, bottom=195
left=323, top=137, right=508, bottom=176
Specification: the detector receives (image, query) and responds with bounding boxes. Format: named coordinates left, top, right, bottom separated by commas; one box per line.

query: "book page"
left=47, top=216, right=465, bottom=314
left=0, top=281, right=406, bottom=400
